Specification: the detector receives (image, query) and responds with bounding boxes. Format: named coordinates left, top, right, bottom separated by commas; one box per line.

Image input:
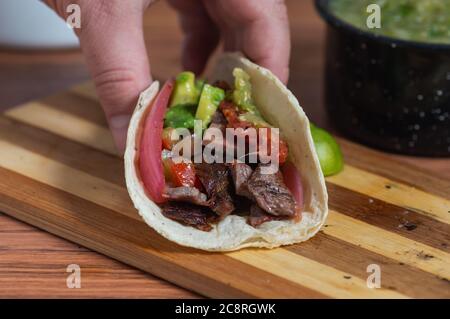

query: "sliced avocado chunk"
left=195, top=84, right=225, bottom=129
left=310, top=123, right=344, bottom=176
left=232, top=68, right=259, bottom=114
left=164, top=104, right=196, bottom=129
left=169, top=71, right=201, bottom=107
left=195, top=79, right=205, bottom=94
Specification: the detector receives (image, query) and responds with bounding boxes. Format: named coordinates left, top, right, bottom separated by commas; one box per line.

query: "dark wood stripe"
left=0, top=167, right=327, bottom=298
left=41, top=92, right=108, bottom=127
left=287, top=232, right=450, bottom=298
left=327, top=182, right=450, bottom=253
left=0, top=116, right=123, bottom=186
left=339, top=138, right=450, bottom=200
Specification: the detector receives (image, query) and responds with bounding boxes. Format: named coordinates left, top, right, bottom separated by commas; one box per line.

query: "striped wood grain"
left=0, top=83, right=449, bottom=298
left=0, top=213, right=197, bottom=298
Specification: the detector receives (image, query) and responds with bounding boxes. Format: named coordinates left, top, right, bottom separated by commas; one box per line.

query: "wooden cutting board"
left=0, top=82, right=449, bottom=298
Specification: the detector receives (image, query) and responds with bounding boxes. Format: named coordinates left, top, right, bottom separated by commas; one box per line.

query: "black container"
left=315, top=0, right=450, bottom=156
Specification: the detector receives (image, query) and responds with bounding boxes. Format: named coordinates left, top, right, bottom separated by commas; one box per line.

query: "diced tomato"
left=278, top=139, right=289, bottom=164
left=219, top=101, right=251, bottom=129
left=171, top=161, right=197, bottom=187
left=219, top=100, right=289, bottom=164
left=162, top=153, right=198, bottom=188
left=139, top=80, right=174, bottom=203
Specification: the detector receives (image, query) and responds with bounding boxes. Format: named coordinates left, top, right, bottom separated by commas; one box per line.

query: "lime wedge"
left=310, top=123, right=344, bottom=176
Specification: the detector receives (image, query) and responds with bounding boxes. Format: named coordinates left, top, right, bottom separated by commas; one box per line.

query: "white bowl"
left=0, top=0, right=79, bottom=49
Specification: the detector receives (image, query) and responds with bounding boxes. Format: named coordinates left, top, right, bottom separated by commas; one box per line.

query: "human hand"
left=44, top=0, right=154, bottom=154
left=169, top=0, right=290, bottom=83
left=44, top=0, right=290, bottom=154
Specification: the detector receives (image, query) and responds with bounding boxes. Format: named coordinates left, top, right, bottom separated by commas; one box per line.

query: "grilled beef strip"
left=246, top=164, right=297, bottom=217
left=230, top=162, right=254, bottom=199
left=248, top=204, right=279, bottom=227
left=163, top=186, right=209, bottom=206
left=194, top=163, right=235, bottom=217
left=161, top=202, right=218, bottom=232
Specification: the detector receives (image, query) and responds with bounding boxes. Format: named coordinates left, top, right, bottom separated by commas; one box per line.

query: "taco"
left=125, top=52, right=328, bottom=251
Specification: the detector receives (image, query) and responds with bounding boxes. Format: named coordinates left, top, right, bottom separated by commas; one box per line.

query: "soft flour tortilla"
left=124, top=52, right=328, bottom=251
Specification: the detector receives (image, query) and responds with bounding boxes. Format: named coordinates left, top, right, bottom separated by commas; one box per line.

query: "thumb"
left=75, top=2, right=152, bottom=154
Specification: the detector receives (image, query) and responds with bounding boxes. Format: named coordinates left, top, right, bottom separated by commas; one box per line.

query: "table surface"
left=0, top=0, right=449, bottom=298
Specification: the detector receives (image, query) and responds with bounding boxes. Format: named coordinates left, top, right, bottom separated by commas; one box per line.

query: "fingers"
left=204, top=0, right=291, bottom=83
left=82, top=3, right=153, bottom=154
left=45, top=0, right=153, bottom=154
left=168, top=0, right=220, bottom=75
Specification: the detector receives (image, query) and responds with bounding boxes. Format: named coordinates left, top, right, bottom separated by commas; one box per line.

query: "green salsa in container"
left=329, top=0, right=450, bottom=44
left=315, top=0, right=450, bottom=156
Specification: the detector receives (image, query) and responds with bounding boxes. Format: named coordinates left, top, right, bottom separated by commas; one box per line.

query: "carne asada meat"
left=248, top=204, right=279, bottom=227
left=210, top=111, right=227, bottom=131
left=230, top=162, right=254, bottom=199
left=194, top=163, right=235, bottom=217
left=163, top=186, right=209, bottom=206
left=247, top=165, right=297, bottom=217
left=160, top=202, right=218, bottom=232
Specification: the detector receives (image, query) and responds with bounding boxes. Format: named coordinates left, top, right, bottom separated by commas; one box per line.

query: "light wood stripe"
left=327, top=165, right=450, bottom=225
left=325, top=211, right=450, bottom=279
left=5, top=102, right=117, bottom=156
left=1, top=139, right=448, bottom=282
left=339, top=138, right=450, bottom=200
left=287, top=233, right=450, bottom=298
left=0, top=116, right=124, bottom=186
left=0, top=140, right=137, bottom=221
left=327, top=183, right=450, bottom=252
left=228, top=249, right=407, bottom=298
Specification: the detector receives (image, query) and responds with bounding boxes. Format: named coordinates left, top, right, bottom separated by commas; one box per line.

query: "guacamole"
left=329, top=0, right=450, bottom=44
